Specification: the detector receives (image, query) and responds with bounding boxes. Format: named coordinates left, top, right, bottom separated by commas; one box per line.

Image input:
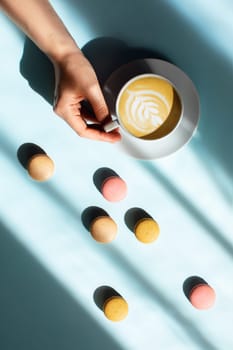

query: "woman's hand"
left=0, top=0, right=121, bottom=142
left=53, top=50, right=121, bottom=142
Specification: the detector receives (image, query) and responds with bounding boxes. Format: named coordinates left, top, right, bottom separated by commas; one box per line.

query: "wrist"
left=46, top=35, right=82, bottom=64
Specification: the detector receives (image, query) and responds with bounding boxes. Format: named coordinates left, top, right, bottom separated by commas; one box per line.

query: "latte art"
left=125, top=89, right=171, bottom=134
left=117, top=75, right=177, bottom=138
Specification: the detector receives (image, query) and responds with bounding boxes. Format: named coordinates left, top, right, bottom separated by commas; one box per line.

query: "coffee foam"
left=126, top=89, right=170, bottom=131
left=117, top=76, right=175, bottom=138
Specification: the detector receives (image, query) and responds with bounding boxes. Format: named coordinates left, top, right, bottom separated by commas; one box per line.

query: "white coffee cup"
left=104, top=73, right=182, bottom=140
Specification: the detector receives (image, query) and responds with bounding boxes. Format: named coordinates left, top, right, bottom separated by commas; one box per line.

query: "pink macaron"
left=101, top=176, right=127, bottom=202
left=189, top=284, right=216, bottom=310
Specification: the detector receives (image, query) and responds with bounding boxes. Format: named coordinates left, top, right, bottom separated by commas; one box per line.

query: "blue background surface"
left=0, top=1, right=232, bottom=349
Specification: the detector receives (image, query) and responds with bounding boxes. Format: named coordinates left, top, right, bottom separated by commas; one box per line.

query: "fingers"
left=65, top=113, right=121, bottom=143
left=53, top=57, right=121, bottom=142
left=54, top=94, right=121, bottom=143
left=86, top=84, right=109, bottom=122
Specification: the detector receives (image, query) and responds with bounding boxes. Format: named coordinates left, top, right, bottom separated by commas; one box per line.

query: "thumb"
left=87, top=84, right=109, bottom=122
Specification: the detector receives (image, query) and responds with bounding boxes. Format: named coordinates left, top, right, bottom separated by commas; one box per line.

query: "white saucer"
left=103, top=58, right=200, bottom=159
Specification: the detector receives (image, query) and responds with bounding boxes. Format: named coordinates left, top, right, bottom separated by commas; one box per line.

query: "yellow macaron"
left=103, top=296, right=129, bottom=322
left=134, top=217, right=160, bottom=243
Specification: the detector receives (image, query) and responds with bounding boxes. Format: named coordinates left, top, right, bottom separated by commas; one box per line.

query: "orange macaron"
left=103, top=296, right=129, bottom=322
left=134, top=217, right=160, bottom=243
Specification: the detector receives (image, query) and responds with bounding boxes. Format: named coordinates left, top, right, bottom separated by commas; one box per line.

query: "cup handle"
left=103, top=119, right=119, bottom=132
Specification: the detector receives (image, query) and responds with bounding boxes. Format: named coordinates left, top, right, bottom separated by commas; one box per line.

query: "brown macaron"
left=90, top=216, right=118, bottom=243
left=27, top=153, right=55, bottom=181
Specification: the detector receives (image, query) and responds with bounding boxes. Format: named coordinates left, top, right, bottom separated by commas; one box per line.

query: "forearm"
left=0, top=0, right=80, bottom=62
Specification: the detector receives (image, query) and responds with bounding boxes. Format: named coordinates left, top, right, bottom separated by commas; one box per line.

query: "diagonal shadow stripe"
left=105, top=245, right=218, bottom=350
left=190, top=138, right=233, bottom=205
left=0, top=219, right=124, bottom=350
left=139, top=161, right=233, bottom=259
left=0, top=133, right=217, bottom=350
